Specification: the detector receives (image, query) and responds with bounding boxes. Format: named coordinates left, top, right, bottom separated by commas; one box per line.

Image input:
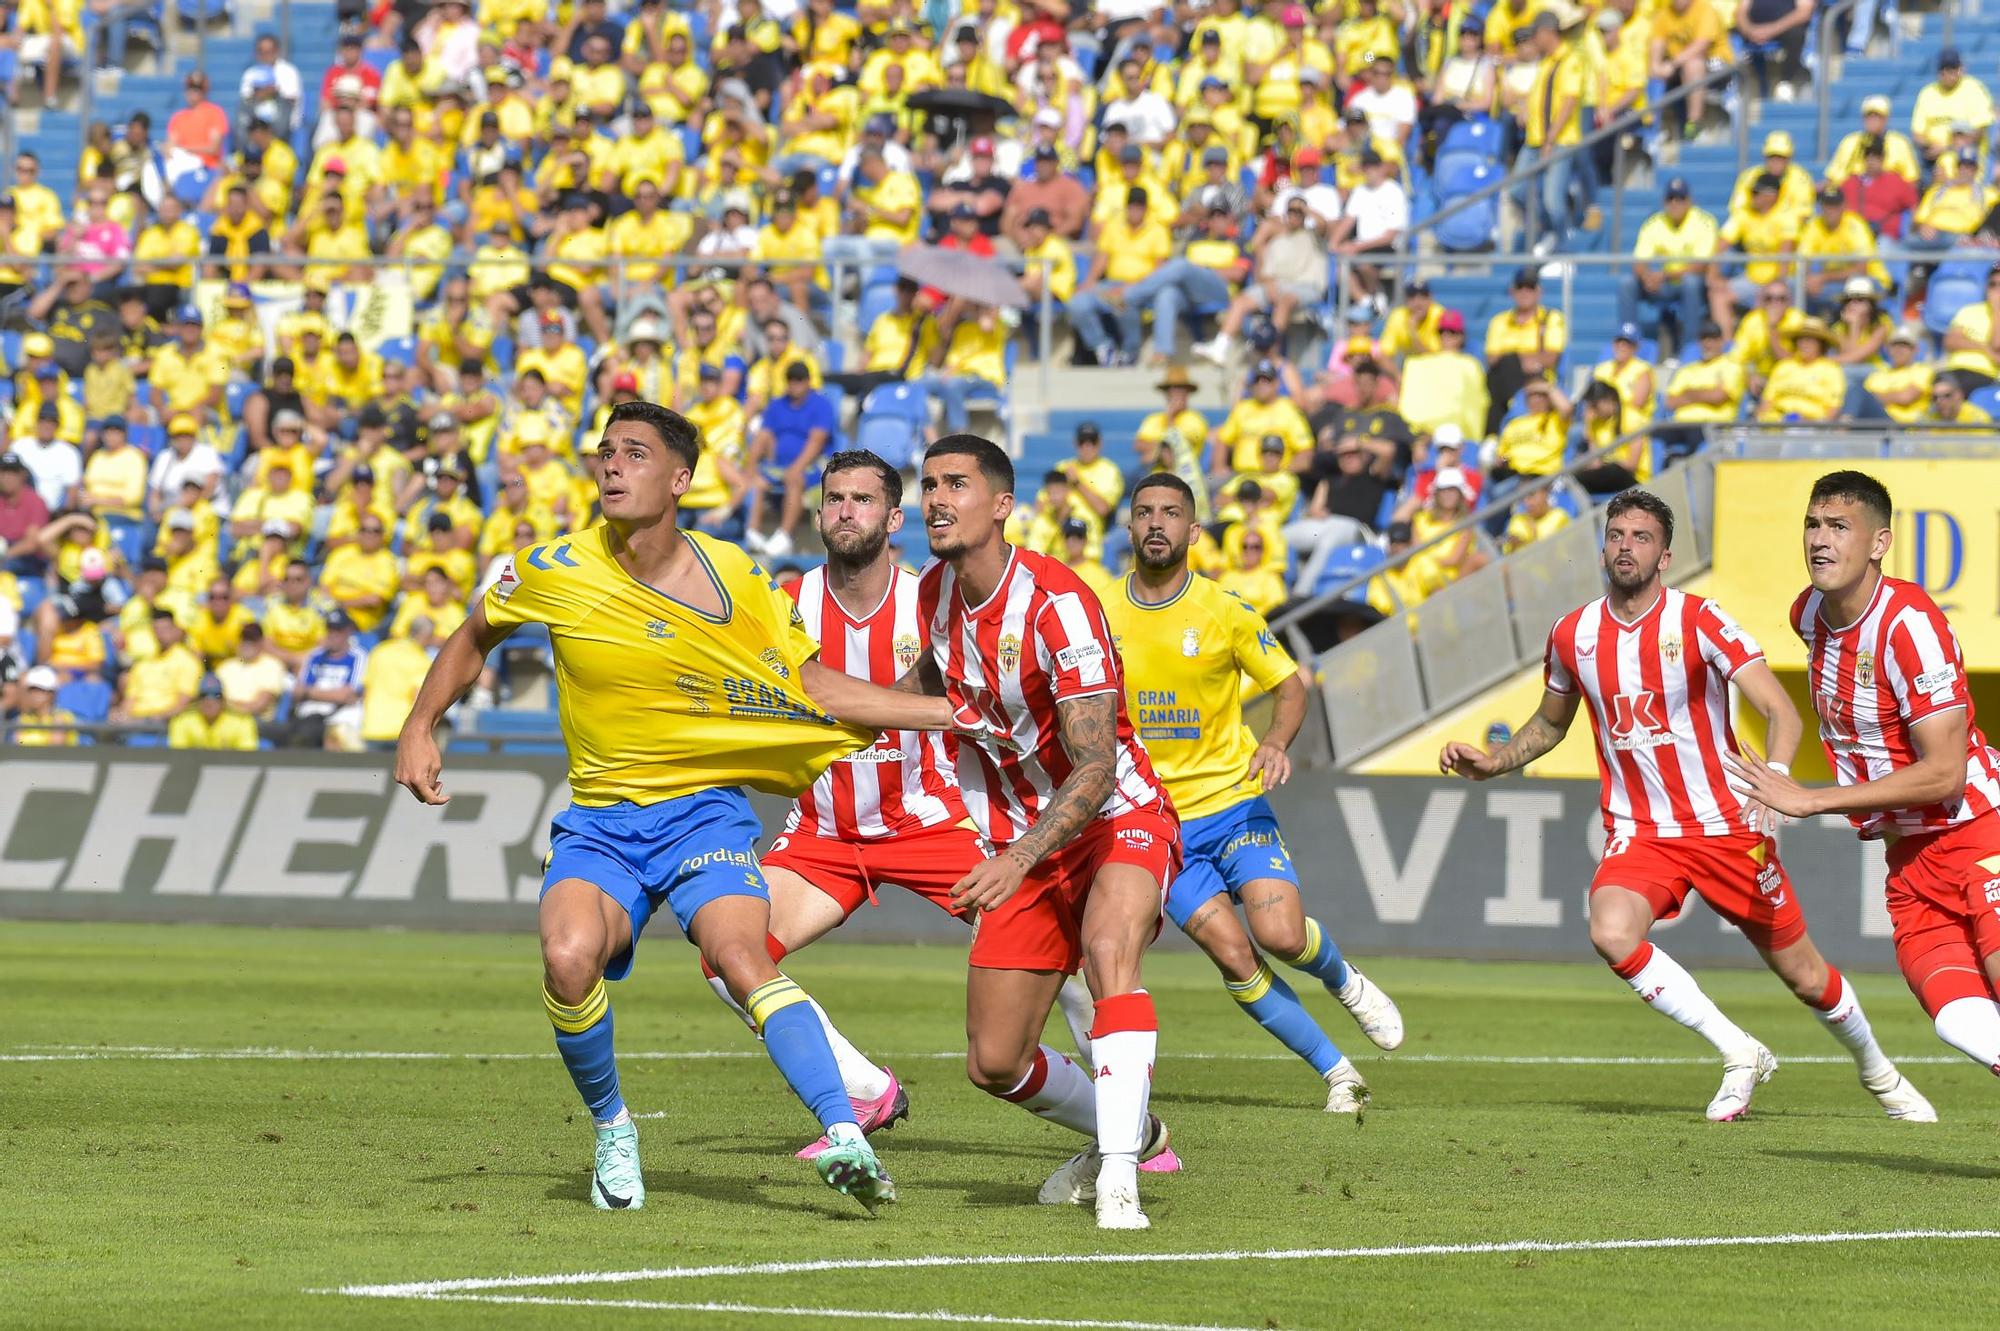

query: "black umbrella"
left=904, top=88, right=1018, bottom=124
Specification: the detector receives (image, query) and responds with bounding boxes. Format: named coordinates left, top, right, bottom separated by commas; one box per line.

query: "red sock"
left=1813, top=967, right=1844, bottom=1013
left=1609, top=941, right=1654, bottom=981
left=997, top=1047, right=1051, bottom=1103
left=1088, top=990, right=1159, bottom=1039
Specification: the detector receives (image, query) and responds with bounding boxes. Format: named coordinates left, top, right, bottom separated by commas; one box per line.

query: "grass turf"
left=5, top=920, right=1998, bottom=1329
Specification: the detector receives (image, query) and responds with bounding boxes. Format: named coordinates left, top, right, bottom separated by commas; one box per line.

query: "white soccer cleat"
left=1095, top=1179, right=1151, bottom=1230
left=1037, top=1114, right=1170, bottom=1206
left=1323, top=1059, right=1370, bottom=1115
left=1865, top=1069, right=1938, bottom=1123
left=1706, top=1043, right=1778, bottom=1122
left=1334, top=966, right=1405, bottom=1051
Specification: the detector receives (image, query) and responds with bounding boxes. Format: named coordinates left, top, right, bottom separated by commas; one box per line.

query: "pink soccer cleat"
left=796, top=1067, right=910, bottom=1160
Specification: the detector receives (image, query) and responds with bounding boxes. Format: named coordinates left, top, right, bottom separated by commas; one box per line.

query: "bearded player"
left=1728, top=470, right=2000, bottom=1082
left=907, top=433, right=1179, bottom=1230
left=1096, top=474, right=1403, bottom=1113
left=1442, top=488, right=1932, bottom=1122
left=395, top=402, right=987, bottom=1215
left=697, top=449, right=1099, bottom=1157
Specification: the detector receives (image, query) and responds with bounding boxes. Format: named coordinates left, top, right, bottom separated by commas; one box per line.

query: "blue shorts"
left=1163, top=795, right=1300, bottom=930
left=544, top=786, right=769, bottom=981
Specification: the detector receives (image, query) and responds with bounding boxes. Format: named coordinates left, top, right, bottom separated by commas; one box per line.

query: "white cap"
left=166, top=510, right=196, bottom=531
left=1432, top=466, right=1469, bottom=493
left=1272, top=188, right=1306, bottom=218
left=1432, top=422, right=1465, bottom=448
left=23, top=665, right=58, bottom=692
left=1033, top=107, right=1062, bottom=128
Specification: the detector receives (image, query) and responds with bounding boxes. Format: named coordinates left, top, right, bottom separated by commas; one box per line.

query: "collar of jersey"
left=1122, top=569, right=1193, bottom=611
left=607, top=526, right=733, bottom=625
left=957, top=545, right=1020, bottom=622
left=1817, top=572, right=1885, bottom=637
left=1604, top=587, right=1667, bottom=629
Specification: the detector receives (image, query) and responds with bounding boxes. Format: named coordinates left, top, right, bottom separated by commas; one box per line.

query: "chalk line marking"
left=6, top=1044, right=1972, bottom=1067
left=325, top=1229, right=2000, bottom=1300
left=396, top=1293, right=1260, bottom=1330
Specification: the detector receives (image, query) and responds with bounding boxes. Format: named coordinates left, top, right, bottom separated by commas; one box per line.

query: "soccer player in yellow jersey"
left=393, top=401, right=980, bottom=1215
left=1095, top=474, right=1404, bottom=1113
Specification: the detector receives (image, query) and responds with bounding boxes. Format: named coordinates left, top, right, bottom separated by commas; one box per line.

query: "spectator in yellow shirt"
left=319, top=517, right=401, bottom=632
left=186, top=580, right=257, bottom=667
left=361, top=622, right=436, bottom=745
left=1758, top=319, right=1846, bottom=422
left=1911, top=48, right=1994, bottom=162
left=1720, top=173, right=1801, bottom=310
left=168, top=674, right=260, bottom=750
left=1925, top=373, right=1996, bottom=428
left=1503, top=484, right=1571, bottom=553
left=1862, top=324, right=1933, bottom=424
left=922, top=305, right=1009, bottom=434
left=119, top=610, right=205, bottom=722
left=1648, top=0, right=1722, bottom=135
left=1136, top=366, right=1213, bottom=517
left=1493, top=378, right=1572, bottom=480
left=1827, top=95, right=1921, bottom=188
left=78, top=418, right=147, bottom=520
left=1066, top=187, right=1175, bottom=367
left=1594, top=323, right=1657, bottom=430
left=1482, top=265, right=1566, bottom=435
left=1622, top=178, right=1719, bottom=352
left=1797, top=186, right=1891, bottom=315
left=847, top=149, right=923, bottom=245
left=1661, top=320, right=1747, bottom=452
left=1379, top=278, right=1446, bottom=363
left=1912, top=149, right=1990, bottom=247
left=215, top=624, right=292, bottom=722
left=1941, top=264, right=2000, bottom=391
left=10, top=666, right=77, bottom=747
left=1211, top=361, right=1313, bottom=476
left=1017, top=209, right=1079, bottom=313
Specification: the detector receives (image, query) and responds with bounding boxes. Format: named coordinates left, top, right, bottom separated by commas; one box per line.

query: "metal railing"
left=1407, top=61, right=1746, bottom=261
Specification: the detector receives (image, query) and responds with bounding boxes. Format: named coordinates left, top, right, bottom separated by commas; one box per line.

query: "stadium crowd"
left=3, top=0, right=1999, bottom=745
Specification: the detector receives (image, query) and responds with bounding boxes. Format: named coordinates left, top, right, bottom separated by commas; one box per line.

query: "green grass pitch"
left=6, top=921, right=1998, bottom=1329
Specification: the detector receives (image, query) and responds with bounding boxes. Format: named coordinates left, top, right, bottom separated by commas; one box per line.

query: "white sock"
left=1932, top=996, right=2000, bottom=1074
left=594, top=1106, right=631, bottom=1131
left=1092, top=1027, right=1155, bottom=1168
left=1055, top=976, right=1096, bottom=1063
left=1812, top=973, right=1897, bottom=1084
left=1623, top=944, right=1757, bottom=1058
left=826, top=1121, right=866, bottom=1146
left=707, top=973, right=758, bottom=1032
left=998, top=1044, right=1097, bottom=1136
left=808, top=998, right=893, bottom=1102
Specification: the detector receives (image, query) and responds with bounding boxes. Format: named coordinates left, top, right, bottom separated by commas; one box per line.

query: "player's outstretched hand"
left=394, top=728, right=449, bottom=805
left=1439, top=740, right=1497, bottom=780
left=950, top=699, right=1020, bottom=752
left=1720, top=751, right=1818, bottom=819
left=1248, top=741, right=1292, bottom=789
left=952, top=850, right=1030, bottom=913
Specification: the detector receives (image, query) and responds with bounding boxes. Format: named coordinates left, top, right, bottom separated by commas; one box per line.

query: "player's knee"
left=1255, top=920, right=1307, bottom=962
left=541, top=933, right=606, bottom=1004
left=705, top=937, right=778, bottom=993
left=1083, top=936, right=1142, bottom=995
left=964, top=1045, right=1030, bottom=1094
left=1587, top=912, right=1642, bottom=964
left=1204, top=933, right=1262, bottom=983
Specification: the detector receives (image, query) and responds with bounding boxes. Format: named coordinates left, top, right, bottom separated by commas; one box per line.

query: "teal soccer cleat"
left=591, top=1120, right=645, bottom=1210
left=812, top=1135, right=898, bottom=1215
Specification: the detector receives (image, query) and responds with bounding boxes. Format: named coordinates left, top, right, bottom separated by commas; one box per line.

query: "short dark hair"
left=1604, top=488, right=1674, bottom=545
left=1131, top=473, right=1197, bottom=509
left=1809, top=469, right=1893, bottom=528
left=604, top=399, right=700, bottom=471
left=926, top=434, right=1015, bottom=494
left=823, top=449, right=902, bottom=507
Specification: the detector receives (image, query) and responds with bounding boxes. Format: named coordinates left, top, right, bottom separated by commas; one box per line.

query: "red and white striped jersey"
left=916, top=546, right=1170, bottom=846
left=785, top=565, right=968, bottom=840
left=1791, top=575, right=2000, bottom=839
left=1544, top=588, right=1763, bottom=840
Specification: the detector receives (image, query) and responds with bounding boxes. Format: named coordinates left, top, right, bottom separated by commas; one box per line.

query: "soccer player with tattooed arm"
left=1442, top=488, right=1933, bottom=1123
left=902, top=433, right=1181, bottom=1230
left=1728, top=470, right=2000, bottom=1085
left=392, top=401, right=995, bottom=1215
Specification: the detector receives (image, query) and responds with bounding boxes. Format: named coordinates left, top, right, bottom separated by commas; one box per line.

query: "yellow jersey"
left=482, top=527, right=871, bottom=806
left=1102, top=572, right=1299, bottom=822
left=168, top=708, right=260, bottom=751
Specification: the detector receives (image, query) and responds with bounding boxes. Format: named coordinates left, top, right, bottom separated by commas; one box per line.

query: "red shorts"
left=970, top=802, right=1181, bottom=974
left=764, top=823, right=987, bottom=922
left=1884, top=812, right=2000, bottom=1016
left=1590, top=830, right=1807, bottom=952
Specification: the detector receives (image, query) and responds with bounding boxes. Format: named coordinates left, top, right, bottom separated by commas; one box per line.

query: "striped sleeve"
left=1543, top=616, right=1577, bottom=695
left=1038, top=590, right=1119, bottom=702
left=1883, top=602, right=1970, bottom=725
left=1694, top=599, right=1764, bottom=678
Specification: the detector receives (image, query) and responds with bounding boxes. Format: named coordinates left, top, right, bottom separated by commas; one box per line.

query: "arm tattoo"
left=892, top=654, right=945, bottom=696
left=1484, top=713, right=1562, bottom=777
left=1002, top=693, right=1118, bottom=870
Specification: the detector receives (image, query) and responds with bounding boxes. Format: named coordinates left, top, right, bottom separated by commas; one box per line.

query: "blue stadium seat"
left=1434, top=163, right=1501, bottom=252
left=1923, top=261, right=1987, bottom=336
left=1311, top=544, right=1386, bottom=600
left=861, top=381, right=929, bottom=424
left=58, top=678, right=114, bottom=724
left=855, top=412, right=921, bottom=471
left=377, top=336, right=417, bottom=367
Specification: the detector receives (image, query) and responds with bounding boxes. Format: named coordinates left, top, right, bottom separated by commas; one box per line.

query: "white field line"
left=397, top=1292, right=1262, bottom=1331
left=4, top=1044, right=1974, bottom=1067
left=326, top=1229, right=2000, bottom=1300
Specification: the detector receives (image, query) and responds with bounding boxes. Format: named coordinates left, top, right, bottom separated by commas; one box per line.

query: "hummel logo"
left=595, top=1176, right=635, bottom=1209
